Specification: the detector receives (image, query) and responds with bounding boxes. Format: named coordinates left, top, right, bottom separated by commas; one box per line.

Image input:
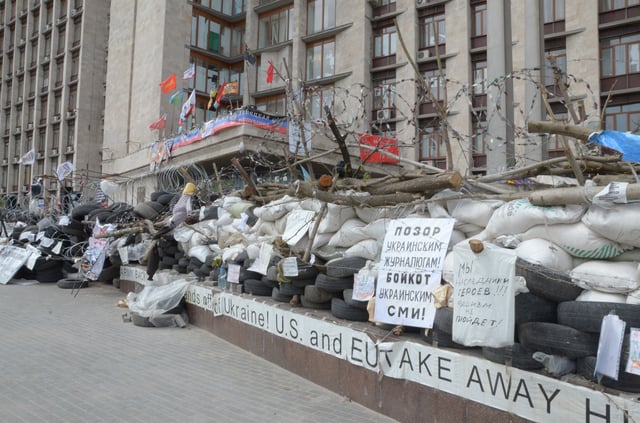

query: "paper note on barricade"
left=374, top=218, right=454, bottom=328
left=626, top=328, right=640, bottom=376
left=452, top=242, right=517, bottom=348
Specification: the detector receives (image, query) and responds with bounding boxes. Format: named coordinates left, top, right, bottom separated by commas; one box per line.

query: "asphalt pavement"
left=0, top=281, right=396, bottom=423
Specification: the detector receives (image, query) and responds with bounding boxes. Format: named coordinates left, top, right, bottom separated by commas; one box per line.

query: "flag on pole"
left=149, top=113, right=168, bottom=131
left=169, top=89, right=185, bottom=104
left=207, top=87, right=217, bottom=110
left=179, top=89, right=196, bottom=124
left=182, top=63, right=195, bottom=80
left=160, top=73, right=177, bottom=93
left=56, top=161, right=75, bottom=181
left=19, top=149, right=35, bottom=165
left=223, top=81, right=239, bottom=96
left=213, top=81, right=227, bottom=109
left=266, top=61, right=274, bottom=83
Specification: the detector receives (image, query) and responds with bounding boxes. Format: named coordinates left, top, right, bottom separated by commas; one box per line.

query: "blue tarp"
left=589, top=130, right=640, bottom=163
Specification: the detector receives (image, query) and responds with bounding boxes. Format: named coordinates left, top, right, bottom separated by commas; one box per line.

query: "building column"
left=486, top=0, right=515, bottom=174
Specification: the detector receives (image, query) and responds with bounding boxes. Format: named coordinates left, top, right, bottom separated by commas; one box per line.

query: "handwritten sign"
left=227, top=263, right=240, bottom=284
left=452, top=242, right=517, bottom=348
left=0, top=245, right=32, bottom=284
left=375, top=218, right=454, bottom=328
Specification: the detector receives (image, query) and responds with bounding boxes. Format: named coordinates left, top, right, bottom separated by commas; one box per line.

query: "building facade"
left=101, top=0, right=640, bottom=203
left=0, top=0, right=110, bottom=205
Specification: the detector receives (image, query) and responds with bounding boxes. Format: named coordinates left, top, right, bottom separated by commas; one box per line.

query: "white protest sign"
left=353, top=270, right=375, bottom=301
left=25, top=244, right=41, bottom=270
left=282, top=210, right=315, bottom=246
left=452, top=242, right=517, bottom=348
left=595, top=314, right=625, bottom=380
left=375, top=218, right=454, bottom=328
left=227, top=263, right=240, bottom=284
left=282, top=257, right=299, bottom=277
left=0, top=245, right=32, bottom=284
left=118, top=246, right=129, bottom=265
left=247, top=242, right=272, bottom=275
left=626, top=328, right=640, bottom=376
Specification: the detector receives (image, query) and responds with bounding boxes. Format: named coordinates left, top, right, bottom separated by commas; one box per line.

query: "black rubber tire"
left=304, top=284, right=334, bottom=303
left=36, top=268, right=65, bottom=283
left=515, top=258, right=582, bottom=303
left=558, top=301, right=640, bottom=333
left=331, top=298, right=369, bottom=322
left=342, top=288, right=369, bottom=310
left=98, top=265, right=120, bottom=283
left=33, top=257, right=62, bottom=271
left=131, top=311, right=154, bottom=327
left=291, top=278, right=316, bottom=288
left=261, top=275, right=279, bottom=289
left=518, top=322, right=599, bottom=359
left=71, top=203, right=101, bottom=220
left=278, top=282, right=304, bottom=296
left=577, top=356, right=640, bottom=393
left=150, top=191, right=167, bottom=202
left=271, top=287, right=292, bottom=302
left=161, top=256, right=178, bottom=266
left=156, top=193, right=176, bottom=206
left=515, top=293, right=557, bottom=325
left=325, top=257, right=368, bottom=278
left=300, top=295, right=332, bottom=310
left=279, top=258, right=319, bottom=281
left=315, top=273, right=354, bottom=294
left=266, top=265, right=279, bottom=282
left=482, top=343, right=544, bottom=370
left=433, top=307, right=453, bottom=334
left=108, top=253, right=123, bottom=267
left=134, top=201, right=162, bottom=220
left=422, top=328, right=478, bottom=350
left=238, top=267, right=262, bottom=282
left=244, top=278, right=273, bottom=296
left=57, top=278, right=89, bottom=289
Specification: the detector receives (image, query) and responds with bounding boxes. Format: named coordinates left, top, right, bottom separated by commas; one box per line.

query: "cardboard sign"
left=452, top=243, right=517, bottom=348
left=375, top=218, right=454, bottom=327
left=0, top=245, right=32, bottom=284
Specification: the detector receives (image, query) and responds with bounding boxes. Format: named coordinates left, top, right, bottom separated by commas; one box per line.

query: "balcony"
left=16, top=95, right=23, bottom=103
left=52, top=114, right=60, bottom=122
left=14, top=126, right=21, bottom=134
left=66, top=110, right=76, bottom=119
left=42, top=54, right=50, bottom=63
left=65, top=145, right=74, bottom=153
left=43, top=23, right=52, bottom=33
left=50, top=147, right=58, bottom=156
left=71, top=7, right=82, bottom=17
left=1, top=158, right=7, bottom=165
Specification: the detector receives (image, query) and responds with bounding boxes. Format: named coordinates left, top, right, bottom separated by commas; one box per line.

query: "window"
left=601, top=0, right=640, bottom=11
left=421, top=68, right=445, bottom=103
left=306, top=39, right=335, bottom=80
left=472, top=59, right=487, bottom=95
left=57, top=29, right=66, bottom=54
left=307, top=86, right=334, bottom=120
left=373, top=25, right=396, bottom=58
left=601, top=33, right=640, bottom=77
left=544, top=0, right=565, bottom=22
left=418, top=11, right=445, bottom=50
left=258, top=6, right=294, bottom=48
left=419, top=122, right=446, bottom=169
left=544, top=46, right=567, bottom=89
left=472, top=2, right=487, bottom=37
left=256, top=94, right=286, bottom=115
left=307, top=0, right=336, bottom=35
left=372, top=73, right=396, bottom=120
left=604, top=103, right=640, bottom=132
left=66, top=121, right=74, bottom=147
left=472, top=117, right=487, bottom=169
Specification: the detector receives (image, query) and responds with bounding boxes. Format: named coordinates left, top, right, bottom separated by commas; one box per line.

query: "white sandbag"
left=582, top=203, right=640, bottom=248
left=311, top=232, right=333, bottom=250
left=256, top=220, right=279, bottom=237
left=300, top=198, right=323, bottom=212
left=327, top=218, right=368, bottom=247
left=485, top=199, right=586, bottom=238
left=361, top=219, right=389, bottom=239
left=514, top=238, right=574, bottom=272
left=217, top=223, right=240, bottom=248
left=188, top=232, right=209, bottom=248
left=344, top=239, right=380, bottom=260
left=442, top=251, right=455, bottom=284
left=570, top=260, right=640, bottom=293
left=627, top=288, right=640, bottom=304
left=610, top=249, right=640, bottom=262
left=446, top=198, right=504, bottom=227
left=521, top=222, right=626, bottom=259
left=316, top=204, right=356, bottom=234
left=253, top=195, right=298, bottom=221
left=448, top=230, right=466, bottom=251
left=188, top=245, right=212, bottom=264
left=172, top=225, right=194, bottom=243
left=355, top=206, right=411, bottom=223
left=216, top=208, right=233, bottom=226
left=458, top=223, right=485, bottom=238
left=246, top=243, right=261, bottom=260
left=576, top=290, right=627, bottom=303
left=208, top=244, right=222, bottom=256
left=275, top=214, right=288, bottom=234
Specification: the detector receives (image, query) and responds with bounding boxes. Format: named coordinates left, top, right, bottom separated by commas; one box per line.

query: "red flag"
left=159, top=73, right=177, bottom=94
left=149, top=113, right=167, bottom=131
left=357, top=133, right=399, bottom=164
left=266, top=61, right=274, bottom=83
left=214, top=81, right=227, bottom=106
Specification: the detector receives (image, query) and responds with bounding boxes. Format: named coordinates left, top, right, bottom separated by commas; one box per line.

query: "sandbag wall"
left=107, top=189, right=640, bottom=393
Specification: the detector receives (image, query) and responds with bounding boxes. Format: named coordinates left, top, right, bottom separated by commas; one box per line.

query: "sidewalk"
left=0, top=282, right=396, bottom=423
